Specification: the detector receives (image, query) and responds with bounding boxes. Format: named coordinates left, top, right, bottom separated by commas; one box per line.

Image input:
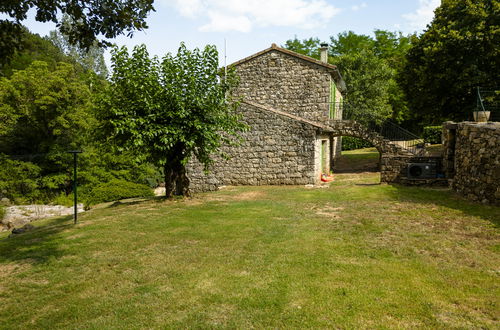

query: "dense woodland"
left=0, top=0, right=498, bottom=203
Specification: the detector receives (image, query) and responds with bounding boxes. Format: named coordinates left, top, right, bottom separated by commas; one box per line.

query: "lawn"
left=335, top=147, right=380, bottom=172
left=0, top=173, right=499, bottom=328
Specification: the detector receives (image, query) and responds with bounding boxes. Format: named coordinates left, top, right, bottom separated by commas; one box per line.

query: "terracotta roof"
left=228, top=43, right=345, bottom=91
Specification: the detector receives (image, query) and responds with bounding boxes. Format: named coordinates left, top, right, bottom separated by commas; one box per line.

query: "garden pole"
left=68, top=150, right=82, bottom=224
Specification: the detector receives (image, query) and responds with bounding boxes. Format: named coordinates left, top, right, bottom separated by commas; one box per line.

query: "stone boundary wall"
left=444, top=122, right=500, bottom=204
left=187, top=103, right=318, bottom=192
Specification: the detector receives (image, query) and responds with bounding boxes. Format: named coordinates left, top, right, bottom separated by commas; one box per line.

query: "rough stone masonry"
left=443, top=122, right=500, bottom=205
left=187, top=44, right=345, bottom=192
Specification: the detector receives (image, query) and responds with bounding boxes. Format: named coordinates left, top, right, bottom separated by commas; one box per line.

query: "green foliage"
left=47, top=16, right=108, bottom=78
left=0, top=154, right=42, bottom=203
left=0, top=28, right=71, bottom=77
left=332, top=49, right=393, bottom=121
left=0, top=61, right=95, bottom=167
left=100, top=43, right=247, bottom=196
left=85, top=179, right=154, bottom=206
left=423, top=126, right=442, bottom=144
left=341, top=137, right=373, bottom=151
left=282, top=36, right=321, bottom=59
left=284, top=30, right=414, bottom=123
left=0, top=0, right=155, bottom=65
left=330, top=31, right=374, bottom=56
left=0, top=205, right=4, bottom=220
left=401, top=0, right=500, bottom=125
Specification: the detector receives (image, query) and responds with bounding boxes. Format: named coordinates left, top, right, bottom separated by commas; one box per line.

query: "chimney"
left=320, top=43, right=329, bottom=63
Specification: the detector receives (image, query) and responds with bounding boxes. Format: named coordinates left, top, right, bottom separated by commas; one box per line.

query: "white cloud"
left=351, top=2, right=367, bottom=12
left=170, top=0, right=204, bottom=18
left=403, top=0, right=440, bottom=31
left=200, top=11, right=253, bottom=33
left=163, top=0, right=341, bottom=32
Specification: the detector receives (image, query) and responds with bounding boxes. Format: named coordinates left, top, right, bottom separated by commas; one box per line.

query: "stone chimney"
left=320, top=43, right=329, bottom=63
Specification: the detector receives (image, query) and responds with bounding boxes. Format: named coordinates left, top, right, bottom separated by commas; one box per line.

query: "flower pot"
left=473, top=111, right=490, bottom=122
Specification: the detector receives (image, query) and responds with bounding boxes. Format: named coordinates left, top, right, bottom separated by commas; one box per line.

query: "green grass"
left=335, top=147, right=380, bottom=172
left=0, top=173, right=499, bottom=328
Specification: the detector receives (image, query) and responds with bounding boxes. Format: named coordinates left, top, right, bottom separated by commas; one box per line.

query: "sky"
left=19, top=0, right=441, bottom=66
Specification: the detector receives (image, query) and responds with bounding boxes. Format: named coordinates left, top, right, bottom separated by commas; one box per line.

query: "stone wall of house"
left=187, top=103, right=318, bottom=192
left=445, top=122, right=500, bottom=204
left=234, top=50, right=335, bottom=122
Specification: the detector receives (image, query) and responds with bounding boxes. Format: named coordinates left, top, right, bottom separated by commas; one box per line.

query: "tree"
left=401, top=0, right=500, bottom=125
left=0, top=28, right=70, bottom=77
left=48, top=29, right=108, bottom=78
left=330, top=31, right=374, bottom=57
left=0, top=0, right=155, bottom=65
left=99, top=44, right=246, bottom=197
left=282, top=36, right=322, bottom=59
left=332, top=49, right=394, bottom=122
left=283, top=31, right=414, bottom=123
left=0, top=61, right=94, bottom=165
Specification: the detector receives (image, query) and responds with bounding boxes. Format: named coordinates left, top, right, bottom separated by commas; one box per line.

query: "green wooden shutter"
left=329, top=79, right=336, bottom=119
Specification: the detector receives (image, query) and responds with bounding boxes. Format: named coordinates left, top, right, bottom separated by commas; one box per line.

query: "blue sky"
left=21, top=0, right=440, bottom=66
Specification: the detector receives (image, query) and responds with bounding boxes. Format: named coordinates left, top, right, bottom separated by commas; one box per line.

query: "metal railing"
left=324, top=101, right=424, bottom=154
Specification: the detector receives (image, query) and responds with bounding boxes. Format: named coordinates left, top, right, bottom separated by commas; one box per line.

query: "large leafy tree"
left=100, top=44, right=246, bottom=197
left=0, top=61, right=94, bottom=157
left=0, top=28, right=70, bottom=77
left=283, top=36, right=321, bottom=59
left=401, top=0, right=500, bottom=125
left=0, top=0, right=155, bottom=65
left=283, top=30, right=413, bottom=123
left=0, top=60, right=95, bottom=195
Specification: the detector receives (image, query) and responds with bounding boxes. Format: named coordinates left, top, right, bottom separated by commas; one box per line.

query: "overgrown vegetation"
left=0, top=172, right=498, bottom=328
left=423, top=126, right=442, bottom=144
left=0, top=30, right=160, bottom=206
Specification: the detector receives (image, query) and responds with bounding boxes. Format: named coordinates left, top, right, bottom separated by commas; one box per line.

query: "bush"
left=341, top=136, right=373, bottom=151
left=0, top=205, right=5, bottom=221
left=423, top=126, right=442, bottom=144
left=0, top=154, right=43, bottom=203
left=85, top=179, right=155, bottom=206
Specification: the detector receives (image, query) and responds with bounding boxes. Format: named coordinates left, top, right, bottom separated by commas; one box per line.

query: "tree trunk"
left=163, top=159, right=190, bottom=198
left=174, top=163, right=191, bottom=197
left=164, top=163, right=175, bottom=198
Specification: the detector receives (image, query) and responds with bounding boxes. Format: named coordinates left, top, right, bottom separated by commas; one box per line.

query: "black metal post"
left=68, top=150, right=82, bottom=224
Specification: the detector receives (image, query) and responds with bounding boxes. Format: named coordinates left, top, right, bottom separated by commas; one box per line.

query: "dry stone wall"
left=446, top=122, right=500, bottom=204
left=187, top=103, right=318, bottom=192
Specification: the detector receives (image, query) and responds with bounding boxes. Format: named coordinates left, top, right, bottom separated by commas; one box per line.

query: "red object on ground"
left=321, top=174, right=334, bottom=182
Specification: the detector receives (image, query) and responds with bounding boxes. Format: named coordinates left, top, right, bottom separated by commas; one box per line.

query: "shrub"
left=0, top=154, right=43, bottom=203
left=85, top=179, right=155, bottom=206
left=423, top=126, right=442, bottom=144
left=0, top=205, right=5, bottom=221
left=341, top=136, right=373, bottom=151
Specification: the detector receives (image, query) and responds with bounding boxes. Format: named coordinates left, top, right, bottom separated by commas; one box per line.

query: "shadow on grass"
left=389, top=184, right=500, bottom=227
left=0, top=215, right=73, bottom=264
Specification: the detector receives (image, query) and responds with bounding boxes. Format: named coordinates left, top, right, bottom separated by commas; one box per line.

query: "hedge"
left=423, top=126, right=442, bottom=144
left=341, top=136, right=373, bottom=151
left=85, top=179, right=155, bottom=206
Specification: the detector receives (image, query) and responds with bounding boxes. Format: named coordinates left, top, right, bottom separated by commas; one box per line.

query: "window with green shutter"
left=329, top=79, right=336, bottom=119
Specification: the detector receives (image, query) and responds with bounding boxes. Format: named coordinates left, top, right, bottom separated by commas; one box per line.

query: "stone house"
left=187, top=43, right=346, bottom=192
